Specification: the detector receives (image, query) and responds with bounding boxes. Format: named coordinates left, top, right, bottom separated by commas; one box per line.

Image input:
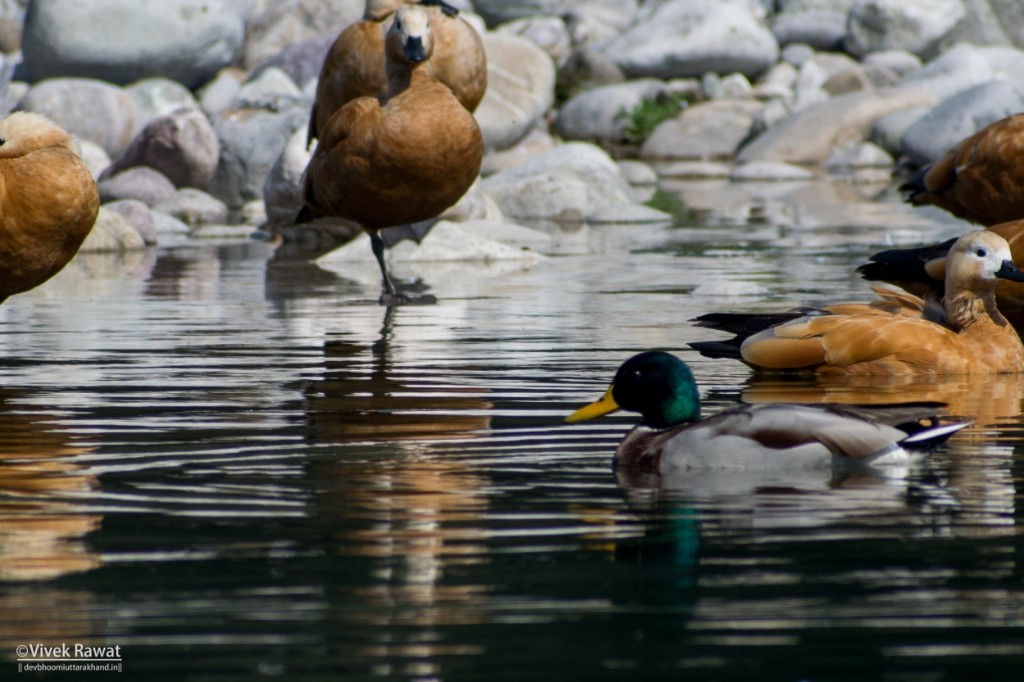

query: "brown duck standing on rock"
left=297, top=4, right=484, bottom=306
left=0, top=112, right=99, bottom=305
left=307, top=0, right=486, bottom=144
left=901, top=114, right=1024, bottom=226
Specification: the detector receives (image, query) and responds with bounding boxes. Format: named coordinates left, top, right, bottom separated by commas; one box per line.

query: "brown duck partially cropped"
left=298, top=4, right=484, bottom=304
left=690, top=231, right=1024, bottom=376
left=859, top=219, right=1024, bottom=335
left=0, top=112, right=99, bottom=304
left=307, top=0, right=486, bottom=143
left=901, top=114, right=1024, bottom=226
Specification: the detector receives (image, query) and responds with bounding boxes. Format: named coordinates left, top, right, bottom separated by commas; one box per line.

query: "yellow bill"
left=565, top=386, right=620, bottom=423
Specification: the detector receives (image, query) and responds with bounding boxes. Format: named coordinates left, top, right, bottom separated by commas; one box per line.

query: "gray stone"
left=900, top=80, right=1024, bottom=164
left=98, top=166, right=177, bottom=206
left=126, top=78, right=199, bottom=126
left=898, top=43, right=996, bottom=100
left=600, top=0, right=780, bottom=80
left=103, top=199, right=158, bottom=244
left=780, top=42, right=816, bottom=67
left=949, top=0, right=1024, bottom=49
left=234, top=66, right=302, bottom=109
left=18, top=77, right=140, bottom=157
left=21, top=0, right=244, bottom=88
left=198, top=68, right=245, bottom=119
left=587, top=204, right=672, bottom=224
left=554, top=79, right=668, bottom=144
left=150, top=210, right=192, bottom=236
left=652, top=160, right=732, bottom=178
left=260, top=34, right=334, bottom=90
left=475, top=32, right=556, bottom=151
left=208, top=101, right=310, bottom=209
left=730, top=160, right=815, bottom=181
left=556, top=48, right=627, bottom=100
left=862, top=50, right=924, bottom=78
left=78, top=207, right=146, bottom=253
left=102, top=108, right=220, bottom=188
left=473, top=0, right=564, bottom=27
left=481, top=126, right=557, bottom=175
left=824, top=141, right=895, bottom=168
left=703, top=72, right=753, bottom=100
left=480, top=142, right=637, bottom=220
left=240, top=0, right=362, bottom=70
left=845, top=0, right=967, bottom=60
left=617, top=160, right=659, bottom=185
left=770, top=11, right=847, bottom=50
left=154, top=188, right=229, bottom=228
left=263, top=125, right=310, bottom=228
left=870, top=106, right=928, bottom=154
left=497, top=16, right=571, bottom=67
left=737, top=87, right=938, bottom=164
left=641, top=99, right=763, bottom=160
left=77, top=139, right=111, bottom=180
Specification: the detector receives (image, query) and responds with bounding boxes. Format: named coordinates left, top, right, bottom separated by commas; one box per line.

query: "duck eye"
left=976, top=248, right=987, bottom=257
left=0, top=137, right=5, bottom=146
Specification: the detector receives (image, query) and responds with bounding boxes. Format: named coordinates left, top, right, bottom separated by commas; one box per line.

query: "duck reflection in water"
left=0, top=388, right=102, bottom=581
left=305, top=307, right=492, bottom=442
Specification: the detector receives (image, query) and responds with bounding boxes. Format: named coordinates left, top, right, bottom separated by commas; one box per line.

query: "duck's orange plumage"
left=298, top=4, right=484, bottom=304
left=308, top=0, right=486, bottom=143
left=691, top=231, right=1024, bottom=376
left=0, top=112, right=99, bottom=304
left=902, top=114, right=1024, bottom=226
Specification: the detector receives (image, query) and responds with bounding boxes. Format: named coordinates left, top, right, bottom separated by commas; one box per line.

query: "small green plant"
left=615, top=92, right=688, bottom=145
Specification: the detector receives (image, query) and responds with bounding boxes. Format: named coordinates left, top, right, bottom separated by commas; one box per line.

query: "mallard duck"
left=0, top=112, right=99, bottom=305
left=297, top=4, right=484, bottom=305
left=307, top=0, right=486, bottom=144
left=689, top=230, right=1024, bottom=375
left=566, top=352, right=968, bottom=473
left=859, top=219, right=1024, bottom=334
left=901, top=114, right=1024, bottom=226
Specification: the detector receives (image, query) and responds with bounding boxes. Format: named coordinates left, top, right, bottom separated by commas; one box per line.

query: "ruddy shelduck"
left=0, top=112, right=99, bottom=304
left=859, top=219, right=1024, bottom=334
left=566, top=351, right=967, bottom=473
left=297, top=4, right=484, bottom=305
left=901, top=114, right=1024, bottom=226
left=307, top=0, right=486, bottom=143
left=690, top=231, right=1024, bottom=376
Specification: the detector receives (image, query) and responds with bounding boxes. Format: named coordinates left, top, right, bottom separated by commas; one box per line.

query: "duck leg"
left=369, top=231, right=437, bottom=306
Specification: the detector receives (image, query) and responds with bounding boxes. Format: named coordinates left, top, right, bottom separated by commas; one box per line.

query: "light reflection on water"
left=0, top=178, right=1022, bottom=679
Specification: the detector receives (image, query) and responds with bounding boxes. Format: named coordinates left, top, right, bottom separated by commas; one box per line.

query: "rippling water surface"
left=2, top=178, right=1023, bottom=680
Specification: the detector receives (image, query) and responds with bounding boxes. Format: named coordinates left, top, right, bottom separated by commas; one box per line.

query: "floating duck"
left=859, top=219, right=1024, bottom=334
left=308, top=0, right=486, bottom=144
left=0, top=112, right=99, bottom=305
left=566, top=351, right=968, bottom=473
left=689, top=230, right=1024, bottom=375
left=901, top=114, right=1024, bottom=226
left=297, top=4, right=484, bottom=305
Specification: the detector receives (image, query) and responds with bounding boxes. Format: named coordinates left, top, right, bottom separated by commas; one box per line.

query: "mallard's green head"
left=566, top=351, right=702, bottom=429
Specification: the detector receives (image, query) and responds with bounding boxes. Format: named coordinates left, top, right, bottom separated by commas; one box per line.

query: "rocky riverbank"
left=3, top=0, right=1021, bottom=255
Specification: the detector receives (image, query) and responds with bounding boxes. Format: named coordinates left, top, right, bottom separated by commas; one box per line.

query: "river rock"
left=900, top=80, right=1024, bottom=164
left=240, top=0, right=362, bottom=70
left=473, top=0, right=564, bottom=27
left=497, top=15, right=571, bottom=67
left=154, top=188, right=230, bottom=228
left=475, top=32, right=556, bottom=151
left=481, top=126, right=558, bottom=175
left=845, top=0, right=967, bottom=60
left=127, top=78, right=199, bottom=126
left=77, top=140, right=112, bottom=179
left=234, top=66, right=303, bottom=109
left=870, top=106, right=929, bottom=154
left=104, top=199, right=158, bottom=244
left=641, top=99, right=763, bottom=160
left=78, top=208, right=146, bottom=253
left=260, top=34, right=334, bottom=90
left=263, top=126, right=310, bottom=228
left=556, top=48, right=627, bottom=100
left=101, top=108, right=220, bottom=189
left=481, top=142, right=637, bottom=220
left=21, top=0, right=244, bottom=88
left=18, top=78, right=140, bottom=157
left=208, top=101, right=310, bottom=209
left=730, top=160, right=815, bottom=181
left=600, top=0, right=780, bottom=79
left=770, top=10, right=847, bottom=50
left=554, top=79, right=668, bottom=144
left=953, top=0, right=1024, bottom=49
left=737, top=87, right=939, bottom=164
left=98, top=166, right=178, bottom=206
left=198, top=68, right=246, bottom=119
